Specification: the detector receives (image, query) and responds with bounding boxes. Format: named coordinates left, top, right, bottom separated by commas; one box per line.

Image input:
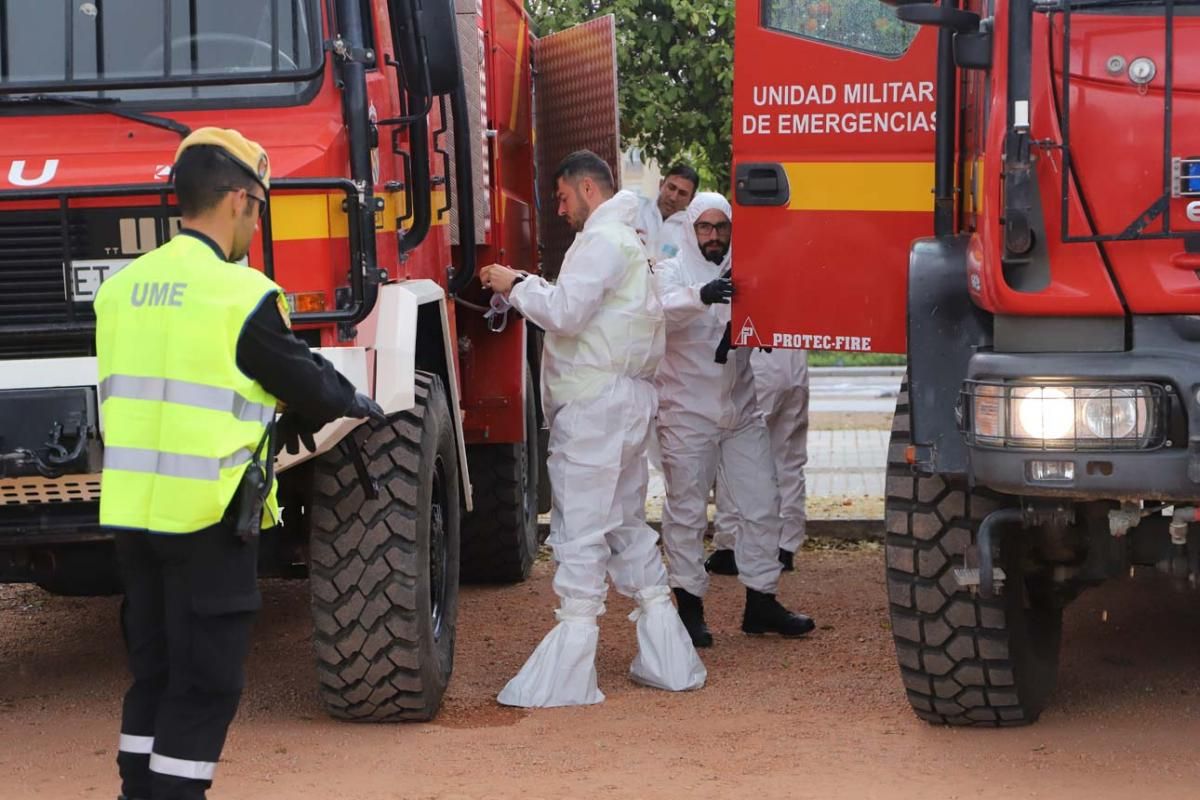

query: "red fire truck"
left=733, top=0, right=1199, bottom=724
left=0, top=1, right=619, bottom=722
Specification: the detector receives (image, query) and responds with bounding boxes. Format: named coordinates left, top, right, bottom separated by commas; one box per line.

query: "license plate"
left=68, top=259, right=131, bottom=303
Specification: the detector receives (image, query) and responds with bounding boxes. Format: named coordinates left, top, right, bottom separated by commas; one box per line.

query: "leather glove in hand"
left=699, top=277, right=734, bottom=305
left=276, top=411, right=321, bottom=456
left=346, top=392, right=388, bottom=422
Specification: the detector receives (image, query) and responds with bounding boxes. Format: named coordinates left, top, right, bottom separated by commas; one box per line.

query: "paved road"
left=809, top=366, right=902, bottom=414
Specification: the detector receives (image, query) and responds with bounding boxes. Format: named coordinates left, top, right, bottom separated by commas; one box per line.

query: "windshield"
left=0, top=0, right=323, bottom=104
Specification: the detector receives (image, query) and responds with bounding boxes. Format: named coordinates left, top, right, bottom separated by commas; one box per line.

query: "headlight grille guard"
left=959, top=379, right=1172, bottom=452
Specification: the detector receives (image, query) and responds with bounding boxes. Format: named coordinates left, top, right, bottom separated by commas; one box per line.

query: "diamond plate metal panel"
left=532, top=15, right=620, bottom=280
left=447, top=0, right=491, bottom=246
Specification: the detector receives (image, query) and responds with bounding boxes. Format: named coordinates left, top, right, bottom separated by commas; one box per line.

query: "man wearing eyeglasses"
left=96, top=127, right=381, bottom=800
left=654, top=192, right=815, bottom=648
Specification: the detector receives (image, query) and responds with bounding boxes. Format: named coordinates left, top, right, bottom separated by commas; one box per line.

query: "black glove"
left=346, top=392, right=388, bottom=422
left=714, top=322, right=735, bottom=364
left=275, top=411, right=321, bottom=456
left=699, top=277, right=734, bottom=305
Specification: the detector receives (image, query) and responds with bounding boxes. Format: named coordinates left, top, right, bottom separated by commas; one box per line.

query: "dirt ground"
left=5, top=541, right=1200, bottom=800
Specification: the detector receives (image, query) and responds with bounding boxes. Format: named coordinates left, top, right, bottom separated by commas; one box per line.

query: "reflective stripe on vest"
left=99, top=375, right=276, bottom=426
left=103, top=446, right=254, bottom=481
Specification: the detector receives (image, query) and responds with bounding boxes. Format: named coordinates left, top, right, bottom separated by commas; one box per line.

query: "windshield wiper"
left=0, top=94, right=191, bottom=138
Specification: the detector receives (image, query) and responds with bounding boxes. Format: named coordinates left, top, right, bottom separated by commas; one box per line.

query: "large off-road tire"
left=459, top=373, right=541, bottom=583
left=885, top=379, right=1062, bottom=726
left=309, top=372, right=461, bottom=722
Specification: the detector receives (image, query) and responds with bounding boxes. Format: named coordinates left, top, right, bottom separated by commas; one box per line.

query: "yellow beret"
left=174, top=127, right=270, bottom=191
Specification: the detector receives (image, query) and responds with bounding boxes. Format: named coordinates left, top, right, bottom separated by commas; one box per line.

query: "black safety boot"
left=672, top=588, right=714, bottom=647
left=742, top=589, right=815, bottom=637
left=778, top=548, right=795, bottom=572
left=704, top=548, right=739, bottom=576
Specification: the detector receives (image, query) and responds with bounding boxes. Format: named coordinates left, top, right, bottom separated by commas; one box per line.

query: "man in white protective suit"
left=480, top=150, right=705, bottom=708
left=707, top=349, right=810, bottom=575
left=654, top=191, right=815, bottom=648
left=635, top=163, right=698, bottom=264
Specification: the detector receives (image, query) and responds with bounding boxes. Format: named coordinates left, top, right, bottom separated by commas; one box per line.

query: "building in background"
left=621, top=147, right=663, bottom=199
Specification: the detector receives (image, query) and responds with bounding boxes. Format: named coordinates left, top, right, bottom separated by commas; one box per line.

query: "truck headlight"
left=964, top=381, right=1164, bottom=450
left=1013, top=386, right=1075, bottom=440
left=1080, top=388, right=1140, bottom=439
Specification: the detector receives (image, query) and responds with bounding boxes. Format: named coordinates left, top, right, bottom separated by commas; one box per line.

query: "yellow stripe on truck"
left=270, top=190, right=449, bottom=241
left=781, top=162, right=935, bottom=213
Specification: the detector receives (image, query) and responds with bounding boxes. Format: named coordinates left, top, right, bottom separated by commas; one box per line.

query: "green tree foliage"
left=527, top=0, right=735, bottom=191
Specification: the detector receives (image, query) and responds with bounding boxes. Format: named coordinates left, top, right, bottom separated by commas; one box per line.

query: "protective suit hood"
left=587, top=190, right=640, bottom=231
left=679, top=192, right=732, bottom=273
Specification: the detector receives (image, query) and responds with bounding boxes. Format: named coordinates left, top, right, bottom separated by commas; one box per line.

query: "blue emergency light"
left=1185, top=159, right=1200, bottom=195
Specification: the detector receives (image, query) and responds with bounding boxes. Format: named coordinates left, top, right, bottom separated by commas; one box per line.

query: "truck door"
left=531, top=15, right=621, bottom=280
left=731, top=2, right=937, bottom=354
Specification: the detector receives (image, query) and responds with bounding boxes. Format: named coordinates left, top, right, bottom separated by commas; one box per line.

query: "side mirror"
left=893, top=3, right=990, bottom=71
left=954, top=29, right=993, bottom=70
left=896, top=4, right=981, bottom=33
left=390, top=0, right=462, bottom=98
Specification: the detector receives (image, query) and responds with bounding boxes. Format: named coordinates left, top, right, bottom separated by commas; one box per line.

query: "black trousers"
left=114, top=524, right=260, bottom=800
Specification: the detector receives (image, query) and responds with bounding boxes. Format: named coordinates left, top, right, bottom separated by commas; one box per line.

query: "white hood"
left=587, top=189, right=641, bottom=231
left=678, top=192, right=732, bottom=274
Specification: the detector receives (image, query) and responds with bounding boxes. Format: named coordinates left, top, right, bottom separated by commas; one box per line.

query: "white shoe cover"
left=628, top=586, right=707, bottom=692
left=497, top=598, right=606, bottom=708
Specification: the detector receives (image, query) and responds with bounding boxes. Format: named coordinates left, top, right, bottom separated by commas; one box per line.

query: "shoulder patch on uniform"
left=276, top=293, right=292, bottom=328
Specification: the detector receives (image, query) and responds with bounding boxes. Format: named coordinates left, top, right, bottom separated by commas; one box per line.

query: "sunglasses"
left=216, top=186, right=267, bottom=218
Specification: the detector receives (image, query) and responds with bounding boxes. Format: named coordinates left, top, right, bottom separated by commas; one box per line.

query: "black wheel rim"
left=429, top=455, right=449, bottom=641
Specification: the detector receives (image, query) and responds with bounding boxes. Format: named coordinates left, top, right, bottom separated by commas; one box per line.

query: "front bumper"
left=965, top=316, right=1200, bottom=501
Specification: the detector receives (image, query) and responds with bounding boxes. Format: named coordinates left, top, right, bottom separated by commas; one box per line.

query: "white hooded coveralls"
left=714, top=349, right=810, bottom=554
left=654, top=192, right=785, bottom=598
left=636, top=195, right=688, bottom=265
left=497, top=190, right=705, bottom=707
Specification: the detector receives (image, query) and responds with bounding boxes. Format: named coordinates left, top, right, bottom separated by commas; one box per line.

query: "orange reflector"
left=287, top=292, right=327, bottom=313
left=905, top=445, right=917, bottom=465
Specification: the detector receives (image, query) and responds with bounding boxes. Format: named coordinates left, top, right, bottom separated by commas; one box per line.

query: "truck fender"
left=907, top=235, right=993, bottom=477
left=278, top=280, right=472, bottom=511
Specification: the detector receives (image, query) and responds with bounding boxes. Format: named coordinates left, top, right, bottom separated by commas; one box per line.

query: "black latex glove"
left=275, top=411, right=321, bottom=456
left=699, top=277, right=734, bottom=305
left=346, top=391, right=388, bottom=422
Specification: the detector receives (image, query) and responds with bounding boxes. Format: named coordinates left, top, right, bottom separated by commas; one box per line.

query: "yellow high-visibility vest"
left=95, top=233, right=284, bottom=534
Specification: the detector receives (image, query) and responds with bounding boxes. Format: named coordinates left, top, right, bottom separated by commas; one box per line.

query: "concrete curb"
left=537, top=518, right=884, bottom=544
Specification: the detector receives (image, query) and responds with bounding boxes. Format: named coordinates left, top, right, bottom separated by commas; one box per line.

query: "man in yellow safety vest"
left=96, top=127, right=382, bottom=800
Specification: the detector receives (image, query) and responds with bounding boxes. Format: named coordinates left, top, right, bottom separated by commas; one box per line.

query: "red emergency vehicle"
left=734, top=0, right=1199, bottom=724
left=0, top=0, right=619, bottom=722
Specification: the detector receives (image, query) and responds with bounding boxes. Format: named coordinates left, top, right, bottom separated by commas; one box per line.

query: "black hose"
left=333, top=0, right=379, bottom=322
left=446, top=80, right=477, bottom=297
